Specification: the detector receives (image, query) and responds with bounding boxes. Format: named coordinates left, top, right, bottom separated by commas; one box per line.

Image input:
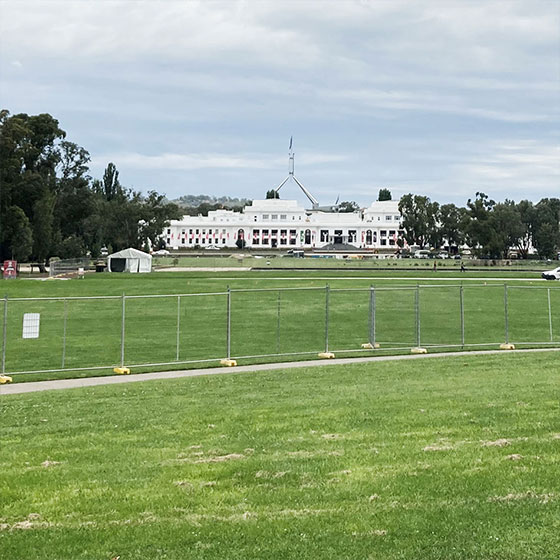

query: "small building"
left=107, top=248, right=152, bottom=273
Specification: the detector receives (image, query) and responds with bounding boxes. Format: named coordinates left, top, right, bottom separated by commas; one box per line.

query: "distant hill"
left=173, top=195, right=251, bottom=208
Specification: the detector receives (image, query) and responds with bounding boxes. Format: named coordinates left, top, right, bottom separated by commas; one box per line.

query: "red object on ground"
left=3, top=260, right=17, bottom=279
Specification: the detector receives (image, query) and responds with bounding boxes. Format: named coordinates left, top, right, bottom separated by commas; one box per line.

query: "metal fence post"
left=369, top=286, right=376, bottom=347
left=2, top=295, right=7, bottom=374
left=415, top=284, right=420, bottom=347
left=504, top=283, right=509, bottom=344
left=226, top=286, right=231, bottom=359
left=325, top=284, right=330, bottom=352
left=547, top=288, right=553, bottom=342
left=176, top=295, right=181, bottom=361
left=276, top=290, right=281, bottom=354
left=460, top=285, right=465, bottom=349
left=61, top=298, right=68, bottom=368
left=121, top=293, right=126, bottom=367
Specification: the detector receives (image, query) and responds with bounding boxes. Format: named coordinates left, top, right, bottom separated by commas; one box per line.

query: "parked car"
left=153, top=249, right=170, bottom=256
left=204, top=245, right=220, bottom=251
left=414, top=250, right=430, bottom=259
left=542, top=266, right=560, bottom=280
left=437, top=252, right=449, bottom=259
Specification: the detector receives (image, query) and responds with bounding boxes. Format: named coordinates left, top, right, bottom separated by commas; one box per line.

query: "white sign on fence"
left=22, top=313, right=41, bottom=339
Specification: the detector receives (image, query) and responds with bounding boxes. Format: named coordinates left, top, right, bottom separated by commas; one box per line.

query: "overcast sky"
left=1, top=0, right=558, bottom=207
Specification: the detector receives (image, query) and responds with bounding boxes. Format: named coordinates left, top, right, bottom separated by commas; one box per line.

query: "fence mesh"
left=2, top=283, right=559, bottom=376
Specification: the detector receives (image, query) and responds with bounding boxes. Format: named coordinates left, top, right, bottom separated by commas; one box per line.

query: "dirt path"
left=2, top=348, right=558, bottom=396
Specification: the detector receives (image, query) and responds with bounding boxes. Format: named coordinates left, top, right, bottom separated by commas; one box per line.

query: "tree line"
left=0, top=111, right=181, bottom=266
left=398, top=192, right=560, bottom=259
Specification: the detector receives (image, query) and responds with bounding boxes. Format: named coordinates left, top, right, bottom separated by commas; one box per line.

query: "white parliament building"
left=165, top=147, right=404, bottom=251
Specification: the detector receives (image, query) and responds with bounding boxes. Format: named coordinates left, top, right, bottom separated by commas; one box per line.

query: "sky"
left=1, top=0, right=559, bottom=208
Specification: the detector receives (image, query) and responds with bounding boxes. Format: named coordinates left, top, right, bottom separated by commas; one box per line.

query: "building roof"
left=107, top=248, right=152, bottom=259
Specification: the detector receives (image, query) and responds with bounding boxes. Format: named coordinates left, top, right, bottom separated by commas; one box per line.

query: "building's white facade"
left=165, top=199, right=404, bottom=250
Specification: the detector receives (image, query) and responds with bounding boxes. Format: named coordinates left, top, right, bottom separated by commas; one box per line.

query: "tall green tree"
left=398, top=194, right=440, bottom=248
left=438, top=203, right=467, bottom=249
left=464, top=192, right=495, bottom=257
left=2, top=206, right=33, bottom=261
left=377, top=188, right=392, bottom=201
left=533, top=198, right=560, bottom=258
left=139, top=191, right=182, bottom=249
left=0, top=111, right=65, bottom=261
left=266, top=189, right=279, bottom=199
left=337, top=201, right=360, bottom=213
left=514, top=200, right=537, bottom=258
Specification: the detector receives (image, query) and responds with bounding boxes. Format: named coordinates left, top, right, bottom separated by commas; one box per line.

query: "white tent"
left=107, top=248, right=152, bottom=273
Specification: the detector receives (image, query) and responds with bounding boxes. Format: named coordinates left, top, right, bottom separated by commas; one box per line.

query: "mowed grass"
left=1, top=352, right=559, bottom=559
left=2, top=271, right=560, bottom=379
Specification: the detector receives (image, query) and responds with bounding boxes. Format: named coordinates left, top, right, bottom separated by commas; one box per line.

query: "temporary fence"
left=1, top=284, right=559, bottom=376
left=49, top=258, right=91, bottom=278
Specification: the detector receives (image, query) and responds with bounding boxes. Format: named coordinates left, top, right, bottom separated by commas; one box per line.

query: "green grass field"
left=148, top=254, right=557, bottom=272
left=2, top=269, right=559, bottom=380
left=1, top=352, right=559, bottom=559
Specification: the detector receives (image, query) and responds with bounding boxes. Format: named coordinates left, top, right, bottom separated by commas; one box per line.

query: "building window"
left=280, top=238, right=287, bottom=245
left=290, top=229, right=297, bottom=236
left=189, top=229, right=193, bottom=234
left=380, top=238, right=386, bottom=246
left=385, top=215, right=392, bottom=221
left=196, top=229, right=199, bottom=234
left=366, top=230, right=372, bottom=244
left=167, top=238, right=170, bottom=244
left=320, top=230, right=329, bottom=242
left=181, top=229, right=185, bottom=234
left=263, top=214, right=269, bottom=220
left=254, top=215, right=258, bottom=221
left=394, top=216, right=400, bottom=221
left=189, top=238, right=193, bottom=244
left=348, top=230, right=357, bottom=243
left=271, top=229, right=278, bottom=237
left=289, top=238, right=296, bottom=245
left=262, top=238, right=269, bottom=245
left=167, top=229, right=171, bottom=234
left=271, top=214, right=278, bottom=220
left=201, top=238, right=205, bottom=244
left=381, top=230, right=387, bottom=237
left=280, top=214, right=287, bottom=220
left=262, top=229, right=269, bottom=237
left=181, top=238, right=185, bottom=244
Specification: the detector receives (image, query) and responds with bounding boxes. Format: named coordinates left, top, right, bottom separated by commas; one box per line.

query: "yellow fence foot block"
left=499, top=343, right=515, bottom=350
left=318, top=352, right=335, bottom=359
left=220, top=359, right=237, bottom=367
left=411, top=347, right=428, bottom=354
left=361, top=343, right=380, bottom=349
left=0, top=375, right=13, bottom=384
left=113, top=367, right=131, bottom=375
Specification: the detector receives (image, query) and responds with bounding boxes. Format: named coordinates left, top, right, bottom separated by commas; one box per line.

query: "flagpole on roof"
left=274, top=137, right=319, bottom=209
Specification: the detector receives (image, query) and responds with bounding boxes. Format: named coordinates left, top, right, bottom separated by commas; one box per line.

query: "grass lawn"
left=148, top=254, right=557, bottom=272
left=1, top=352, right=559, bottom=559
left=2, top=271, right=559, bottom=380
